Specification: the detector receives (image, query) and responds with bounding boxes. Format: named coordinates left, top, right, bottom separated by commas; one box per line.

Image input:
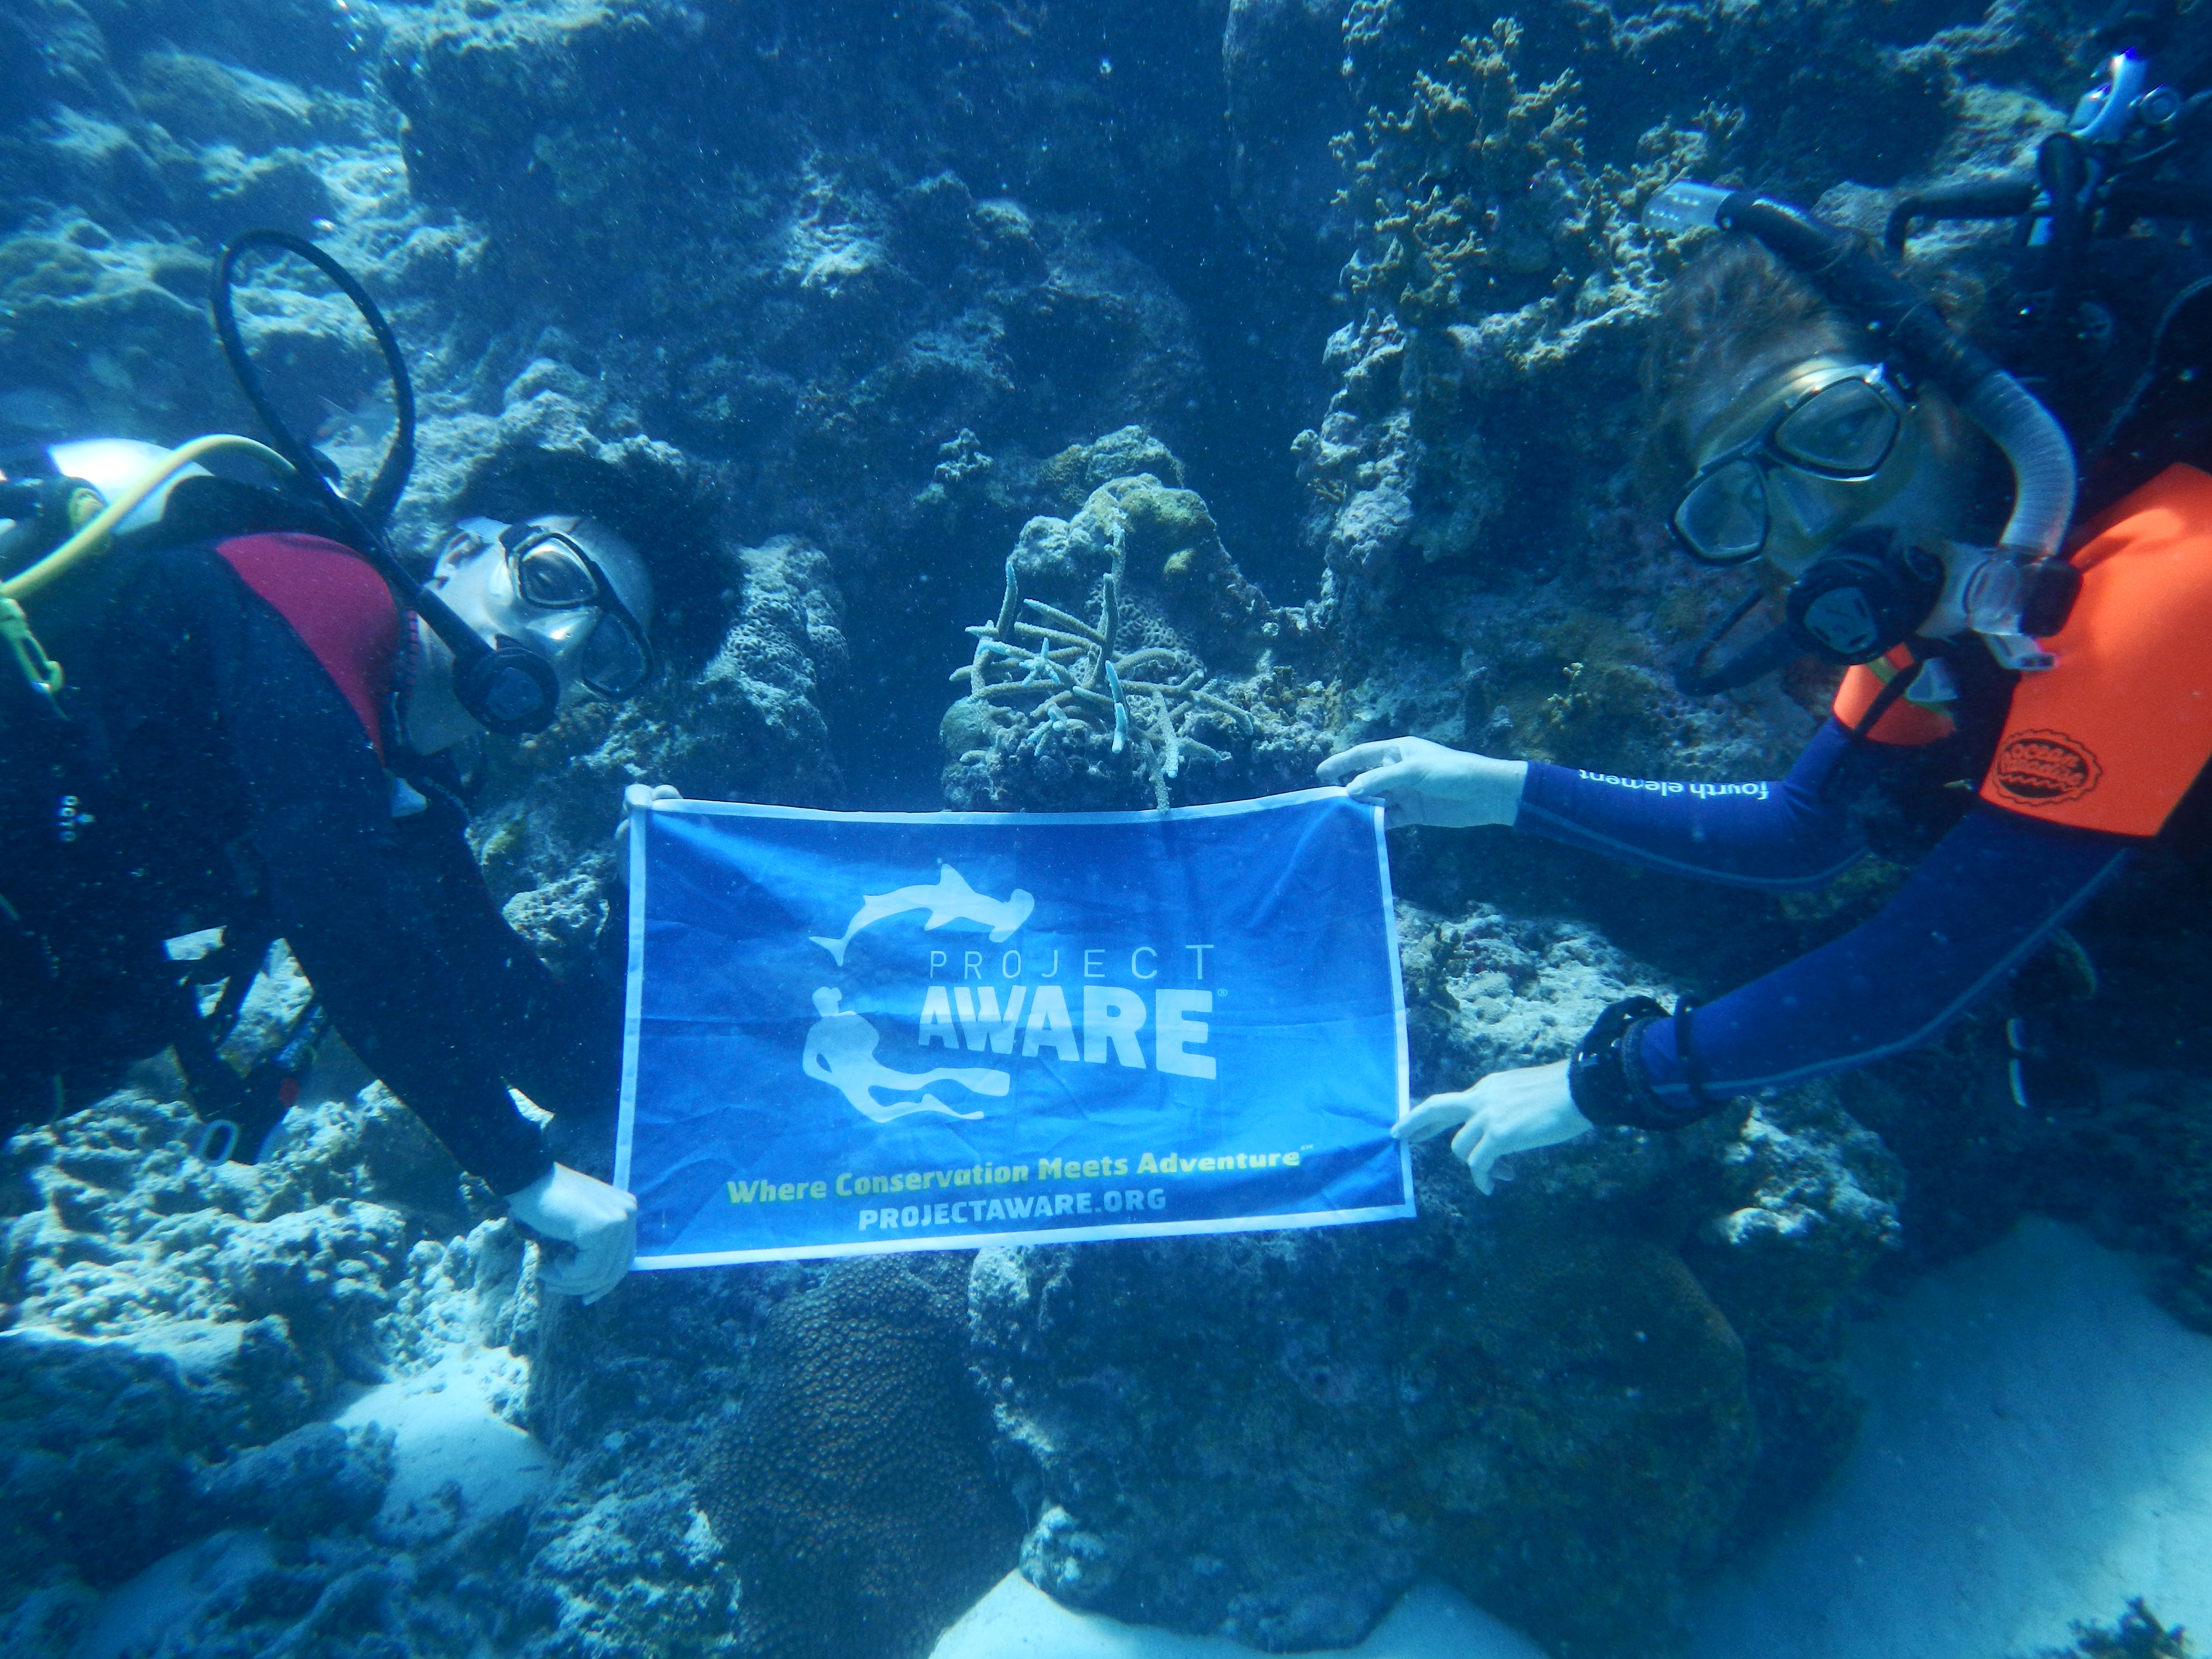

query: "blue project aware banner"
left=616, top=789, right=1411, bottom=1266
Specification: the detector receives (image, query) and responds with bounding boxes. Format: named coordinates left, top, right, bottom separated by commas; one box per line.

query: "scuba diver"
left=1321, top=11, right=2212, bottom=1192
left=0, top=233, right=654, bottom=1302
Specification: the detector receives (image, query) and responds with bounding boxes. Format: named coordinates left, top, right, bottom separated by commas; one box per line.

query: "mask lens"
left=1774, top=379, right=1899, bottom=476
left=580, top=613, right=651, bottom=697
left=514, top=537, right=601, bottom=608
left=1768, top=466, right=1861, bottom=546
left=1674, top=459, right=1768, bottom=564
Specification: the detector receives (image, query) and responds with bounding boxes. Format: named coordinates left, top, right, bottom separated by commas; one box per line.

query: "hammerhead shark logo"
left=809, top=865, right=1034, bottom=966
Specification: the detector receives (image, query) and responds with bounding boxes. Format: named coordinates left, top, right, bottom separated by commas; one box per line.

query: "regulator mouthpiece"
left=1961, top=551, right=2031, bottom=637
left=1960, top=547, right=2072, bottom=671
left=1644, top=182, right=1734, bottom=236
left=2069, top=50, right=2152, bottom=144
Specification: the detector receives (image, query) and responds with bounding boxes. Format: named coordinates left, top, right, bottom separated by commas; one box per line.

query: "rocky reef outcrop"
left=7, top=0, right=2203, bottom=1654
left=972, top=1103, right=1897, bottom=1656
left=0, top=1070, right=534, bottom=1652
left=962, top=883, right=1904, bottom=1656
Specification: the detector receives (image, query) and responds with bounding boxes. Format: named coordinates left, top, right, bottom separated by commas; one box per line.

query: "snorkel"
left=1647, top=183, right=2079, bottom=680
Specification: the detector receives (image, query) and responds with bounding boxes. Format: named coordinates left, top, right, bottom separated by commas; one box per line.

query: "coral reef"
left=959, top=892, right=1902, bottom=1655
left=973, top=1094, right=1899, bottom=1657
left=187, top=1420, right=394, bottom=1540
left=942, top=445, right=1316, bottom=811
left=1335, top=21, right=1640, bottom=336
left=6, top=0, right=2209, bottom=1654
left=2043, top=1600, right=2194, bottom=1658
left=0, top=1071, right=544, bottom=1655
left=505, top=1267, right=782, bottom=1659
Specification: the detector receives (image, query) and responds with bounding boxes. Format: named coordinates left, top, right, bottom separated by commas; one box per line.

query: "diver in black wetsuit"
left=1321, top=169, right=2212, bottom=1190
left=1, top=439, right=653, bottom=1302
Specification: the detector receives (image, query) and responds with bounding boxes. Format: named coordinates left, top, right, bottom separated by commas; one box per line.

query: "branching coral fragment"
left=953, top=543, right=1246, bottom=807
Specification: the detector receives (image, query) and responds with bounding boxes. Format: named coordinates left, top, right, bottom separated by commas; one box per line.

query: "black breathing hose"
left=1717, top=197, right=2006, bottom=406
left=210, top=230, right=559, bottom=736
left=1671, top=585, right=1800, bottom=697
left=210, top=229, right=416, bottom=532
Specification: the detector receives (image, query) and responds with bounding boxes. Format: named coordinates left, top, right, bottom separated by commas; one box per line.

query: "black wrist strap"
left=1568, top=996, right=1669, bottom=1128
left=1570, top=994, right=1741, bottom=1130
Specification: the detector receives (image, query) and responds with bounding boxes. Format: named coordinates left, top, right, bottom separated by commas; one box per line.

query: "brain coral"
left=702, top=1256, right=1018, bottom=1659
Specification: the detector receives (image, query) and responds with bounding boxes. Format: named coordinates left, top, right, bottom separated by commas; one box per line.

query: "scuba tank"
left=0, top=432, right=304, bottom=1151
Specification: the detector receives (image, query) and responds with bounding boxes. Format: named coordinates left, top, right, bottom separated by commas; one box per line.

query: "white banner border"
left=614, top=786, right=1414, bottom=1268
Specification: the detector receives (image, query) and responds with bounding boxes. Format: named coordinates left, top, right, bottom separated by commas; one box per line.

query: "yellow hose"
left=2, top=433, right=296, bottom=602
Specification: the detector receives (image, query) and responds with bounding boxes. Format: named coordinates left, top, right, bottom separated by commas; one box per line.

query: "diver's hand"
left=615, top=782, right=681, bottom=848
left=1318, top=736, right=1527, bottom=828
left=619, top=779, right=677, bottom=831
left=506, top=1163, right=637, bottom=1303
left=1393, top=1060, right=1588, bottom=1194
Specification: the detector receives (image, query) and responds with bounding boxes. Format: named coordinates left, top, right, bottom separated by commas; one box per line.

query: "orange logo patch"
left=1990, top=729, right=2103, bottom=807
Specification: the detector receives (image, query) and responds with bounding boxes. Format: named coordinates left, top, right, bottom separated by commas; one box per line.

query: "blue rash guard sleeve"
left=1514, top=718, right=1874, bottom=890
left=1625, top=804, right=2130, bottom=1125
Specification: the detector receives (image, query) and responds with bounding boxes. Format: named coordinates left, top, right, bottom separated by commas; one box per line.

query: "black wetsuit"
left=0, top=528, right=609, bottom=1193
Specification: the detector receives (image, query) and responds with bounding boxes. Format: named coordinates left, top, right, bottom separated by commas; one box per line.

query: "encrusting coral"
left=1335, top=20, right=1597, bottom=331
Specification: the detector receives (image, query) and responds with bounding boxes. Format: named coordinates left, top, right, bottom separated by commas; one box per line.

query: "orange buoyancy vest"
left=1832, top=462, right=2212, bottom=839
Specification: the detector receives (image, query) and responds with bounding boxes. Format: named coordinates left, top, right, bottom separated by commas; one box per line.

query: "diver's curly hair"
left=1637, top=234, right=1871, bottom=508
left=1638, top=230, right=2004, bottom=529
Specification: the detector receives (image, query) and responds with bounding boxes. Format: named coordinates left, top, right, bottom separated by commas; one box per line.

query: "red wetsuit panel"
left=216, top=533, right=399, bottom=763
left=1980, top=463, right=2212, bottom=837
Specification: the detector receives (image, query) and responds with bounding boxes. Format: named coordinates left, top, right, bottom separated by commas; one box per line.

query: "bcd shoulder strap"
left=135, top=473, right=351, bottom=550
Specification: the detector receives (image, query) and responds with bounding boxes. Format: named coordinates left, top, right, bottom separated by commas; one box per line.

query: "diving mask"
left=442, top=516, right=656, bottom=700
left=1671, top=360, right=1923, bottom=572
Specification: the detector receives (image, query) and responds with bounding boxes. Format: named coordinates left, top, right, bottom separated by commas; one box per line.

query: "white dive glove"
left=1317, top=736, right=1528, bottom=828
left=506, top=1163, right=638, bottom=1303
left=1392, top=1059, right=1590, bottom=1194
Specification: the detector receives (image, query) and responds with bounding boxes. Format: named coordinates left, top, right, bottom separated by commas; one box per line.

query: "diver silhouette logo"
left=808, top=865, right=1034, bottom=965
left=801, top=987, right=1008, bottom=1122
